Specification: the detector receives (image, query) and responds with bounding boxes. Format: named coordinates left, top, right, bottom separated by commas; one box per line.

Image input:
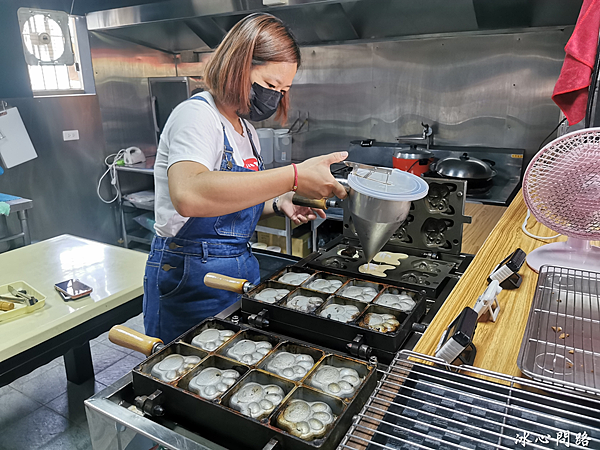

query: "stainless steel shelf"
left=126, top=228, right=153, bottom=245
left=115, top=165, right=154, bottom=174
left=122, top=200, right=154, bottom=211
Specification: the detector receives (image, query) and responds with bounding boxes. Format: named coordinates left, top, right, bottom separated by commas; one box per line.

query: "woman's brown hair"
left=204, top=13, right=300, bottom=123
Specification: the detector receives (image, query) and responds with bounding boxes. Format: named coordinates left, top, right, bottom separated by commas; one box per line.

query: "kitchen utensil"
left=344, top=161, right=429, bottom=262
left=392, top=147, right=433, bottom=176
left=0, top=281, right=46, bottom=322
left=433, top=152, right=496, bottom=180
left=294, top=161, right=429, bottom=262
left=522, top=127, right=600, bottom=272
left=204, top=270, right=426, bottom=363
left=341, top=350, right=600, bottom=450
left=0, top=301, right=15, bottom=311
left=8, top=285, right=35, bottom=304
left=108, top=318, right=377, bottom=450
left=309, top=237, right=455, bottom=297
left=517, top=265, right=600, bottom=395
left=0, top=295, right=25, bottom=303
left=434, top=307, right=478, bottom=365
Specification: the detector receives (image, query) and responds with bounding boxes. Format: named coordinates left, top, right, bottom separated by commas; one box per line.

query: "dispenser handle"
left=292, top=195, right=330, bottom=210
left=204, top=273, right=252, bottom=294
left=109, top=325, right=163, bottom=356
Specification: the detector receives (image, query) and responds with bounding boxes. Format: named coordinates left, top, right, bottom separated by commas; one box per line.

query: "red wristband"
left=292, top=163, right=298, bottom=192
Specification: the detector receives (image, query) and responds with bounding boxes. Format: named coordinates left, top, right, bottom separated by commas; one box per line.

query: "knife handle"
left=204, top=273, right=251, bottom=294
left=109, top=325, right=163, bottom=356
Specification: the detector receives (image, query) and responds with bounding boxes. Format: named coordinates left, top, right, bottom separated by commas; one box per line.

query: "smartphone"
left=54, top=279, right=93, bottom=300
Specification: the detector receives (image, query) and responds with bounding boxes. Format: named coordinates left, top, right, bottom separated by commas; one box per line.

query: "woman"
left=144, top=13, right=348, bottom=342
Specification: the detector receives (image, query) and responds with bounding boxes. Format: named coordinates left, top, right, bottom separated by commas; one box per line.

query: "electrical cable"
left=97, top=150, right=126, bottom=204
left=538, top=118, right=567, bottom=151
left=521, top=209, right=561, bottom=241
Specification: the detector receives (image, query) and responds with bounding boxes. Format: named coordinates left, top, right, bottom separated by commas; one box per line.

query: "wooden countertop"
left=462, top=203, right=507, bottom=255
left=413, top=192, right=599, bottom=377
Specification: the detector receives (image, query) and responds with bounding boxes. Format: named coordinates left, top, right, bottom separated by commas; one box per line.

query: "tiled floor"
left=0, top=313, right=147, bottom=450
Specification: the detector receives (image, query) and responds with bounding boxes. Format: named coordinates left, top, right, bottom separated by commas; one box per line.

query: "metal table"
left=0, top=196, right=32, bottom=246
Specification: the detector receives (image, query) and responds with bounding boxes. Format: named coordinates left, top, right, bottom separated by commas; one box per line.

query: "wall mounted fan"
left=523, top=127, right=600, bottom=272
left=17, top=8, right=74, bottom=66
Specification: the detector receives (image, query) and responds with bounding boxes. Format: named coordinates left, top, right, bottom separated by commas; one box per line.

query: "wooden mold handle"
left=204, top=273, right=248, bottom=294
left=109, top=325, right=162, bottom=356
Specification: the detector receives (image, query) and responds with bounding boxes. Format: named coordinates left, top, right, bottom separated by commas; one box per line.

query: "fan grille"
left=523, top=128, right=600, bottom=240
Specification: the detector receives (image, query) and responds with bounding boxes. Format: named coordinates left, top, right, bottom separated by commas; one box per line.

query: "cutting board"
left=0, top=107, right=38, bottom=169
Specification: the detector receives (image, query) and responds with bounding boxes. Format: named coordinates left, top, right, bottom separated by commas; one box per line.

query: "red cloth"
left=552, top=0, right=600, bottom=125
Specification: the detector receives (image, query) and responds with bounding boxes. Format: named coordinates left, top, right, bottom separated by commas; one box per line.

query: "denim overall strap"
left=143, top=94, right=266, bottom=342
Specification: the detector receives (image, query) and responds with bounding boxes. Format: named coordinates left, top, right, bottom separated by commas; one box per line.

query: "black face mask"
left=244, top=82, right=282, bottom=122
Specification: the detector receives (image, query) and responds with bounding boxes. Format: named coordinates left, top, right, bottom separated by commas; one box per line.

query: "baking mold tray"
left=240, top=270, right=426, bottom=360
left=130, top=318, right=377, bottom=450
left=517, top=265, right=600, bottom=396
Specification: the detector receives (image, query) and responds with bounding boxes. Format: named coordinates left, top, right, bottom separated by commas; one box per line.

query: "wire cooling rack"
left=339, top=350, right=600, bottom=450
left=517, top=265, right=599, bottom=395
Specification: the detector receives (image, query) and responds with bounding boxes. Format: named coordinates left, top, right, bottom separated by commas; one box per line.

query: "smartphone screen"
left=55, top=279, right=92, bottom=298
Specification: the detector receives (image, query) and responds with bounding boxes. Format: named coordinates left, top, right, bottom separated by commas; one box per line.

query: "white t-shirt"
left=153, top=91, right=261, bottom=237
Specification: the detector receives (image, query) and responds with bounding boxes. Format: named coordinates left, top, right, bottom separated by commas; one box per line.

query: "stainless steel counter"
left=0, top=196, right=32, bottom=246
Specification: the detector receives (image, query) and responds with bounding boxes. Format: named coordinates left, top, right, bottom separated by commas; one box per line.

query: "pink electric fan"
left=523, top=127, right=600, bottom=272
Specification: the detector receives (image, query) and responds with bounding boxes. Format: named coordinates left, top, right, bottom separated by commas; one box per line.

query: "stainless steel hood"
left=86, top=0, right=582, bottom=54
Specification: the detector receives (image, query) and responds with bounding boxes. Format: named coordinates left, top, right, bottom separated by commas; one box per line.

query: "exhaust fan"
left=17, top=8, right=74, bottom=66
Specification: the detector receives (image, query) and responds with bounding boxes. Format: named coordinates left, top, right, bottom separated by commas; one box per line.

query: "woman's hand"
left=295, top=151, right=348, bottom=200
left=278, top=192, right=326, bottom=225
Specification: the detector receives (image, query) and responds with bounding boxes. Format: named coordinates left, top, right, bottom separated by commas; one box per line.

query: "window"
left=18, top=8, right=90, bottom=95
left=25, top=16, right=83, bottom=92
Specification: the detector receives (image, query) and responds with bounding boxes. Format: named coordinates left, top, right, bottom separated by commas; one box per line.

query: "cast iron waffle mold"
left=518, top=265, right=600, bottom=396
left=342, top=177, right=471, bottom=255
left=306, top=237, right=455, bottom=297
left=130, top=318, right=377, bottom=450
left=340, top=350, right=600, bottom=450
left=240, top=273, right=427, bottom=362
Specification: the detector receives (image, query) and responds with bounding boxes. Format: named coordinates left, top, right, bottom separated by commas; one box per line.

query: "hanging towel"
left=552, top=0, right=600, bottom=125
left=0, top=202, right=9, bottom=216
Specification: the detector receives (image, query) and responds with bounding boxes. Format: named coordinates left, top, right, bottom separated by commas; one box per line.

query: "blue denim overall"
left=143, top=96, right=264, bottom=343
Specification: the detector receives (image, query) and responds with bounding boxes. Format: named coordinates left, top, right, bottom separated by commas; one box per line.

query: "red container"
left=392, top=149, right=433, bottom=176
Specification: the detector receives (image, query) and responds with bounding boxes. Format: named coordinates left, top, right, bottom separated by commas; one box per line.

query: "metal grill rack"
left=339, top=350, right=600, bottom=450
left=517, top=265, right=600, bottom=395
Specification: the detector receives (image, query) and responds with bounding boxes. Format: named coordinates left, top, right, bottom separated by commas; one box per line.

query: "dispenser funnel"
left=345, top=162, right=429, bottom=261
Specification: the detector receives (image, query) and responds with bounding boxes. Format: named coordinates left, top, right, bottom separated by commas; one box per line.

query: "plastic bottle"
left=274, top=129, right=291, bottom=164
left=256, top=128, right=274, bottom=167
